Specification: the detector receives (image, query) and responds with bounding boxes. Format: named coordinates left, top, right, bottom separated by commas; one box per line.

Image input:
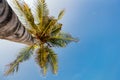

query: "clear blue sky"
left=0, top=0, right=120, bottom=80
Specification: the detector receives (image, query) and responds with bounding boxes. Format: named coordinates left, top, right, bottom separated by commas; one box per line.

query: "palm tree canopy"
left=5, top=0, right=79, bottom=76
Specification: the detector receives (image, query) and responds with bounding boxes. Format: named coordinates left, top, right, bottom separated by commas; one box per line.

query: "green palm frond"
left=36, top=47, right=49, bottom=68
left=36, top=0, right=49, bottom=26
left=42, top=63, right=48, bottom=75
left=48, top=32, right=79, bottom=47
left=35, top=47, right=58, bottom=75
left=40, top=18, right=57, bottom=37
left=58, top=9, right=65, bottom=20
left=13, top=0, right=36, bottom=30
left=47, top=48, right=58, bottom=74
left=51, top=23, right=62, bottom=36
left=35, top=46, right=49, bottom=75
left=5, top=46, right=34, bottom=75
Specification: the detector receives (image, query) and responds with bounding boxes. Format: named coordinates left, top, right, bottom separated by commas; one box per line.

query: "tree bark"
left=0, top=0, right=35, bottom=45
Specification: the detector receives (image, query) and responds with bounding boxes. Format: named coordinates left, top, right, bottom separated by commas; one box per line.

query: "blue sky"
left=0, top=0, right=120, bottom=80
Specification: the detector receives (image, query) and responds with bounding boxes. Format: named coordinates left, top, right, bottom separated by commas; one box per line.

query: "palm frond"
left=35, top=0, right=49, bottom=26
left=42, top=63, right=48, bottom=76
left=40, top=18, right=57, bottom=37
left=36, top=47, right=49, bottom=68
left=51, top=23, right=62, bottom=36
left=35, top=47, right=58, bottom=75
left=35, top=46, right=49, bottom=75
left=58, top=9, right=65, bottom=20
left=8, top=0, right=30, bottom=29
left=47, top=48, right=58, bottom=74
left=5, top=46, right=34, bottom=75
left=13, top=0, right=37, bottom=30
left=48, top=32, right=79, bottom=47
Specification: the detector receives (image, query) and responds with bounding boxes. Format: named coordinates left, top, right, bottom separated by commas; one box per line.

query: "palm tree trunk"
left=0, top=0, right=35, bottom=45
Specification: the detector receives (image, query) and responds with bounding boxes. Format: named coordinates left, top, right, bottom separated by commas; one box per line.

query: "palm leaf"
left=40, top=18, right=57, bottom=37
left=8, top=0, right=30, bottom=29
left=48, top=32, right=79, bottom=47
left=36, top=47, right=49, bottom=68
left=35, top=46, right=49, bottom=75
left=35, top=0, right=49, bottom=26
left=13, top=0, right=37, bottom=30
left=51, top=23, right=62, bottom=36
left=47, top=48, right=58, bottom=74
left=58, top=9, right=65, bottom=20
left=35, top=47, right=58, bottom=75
left=42, top=63, right=48, bottom=76
left=5, top=46, right=34, bottom=75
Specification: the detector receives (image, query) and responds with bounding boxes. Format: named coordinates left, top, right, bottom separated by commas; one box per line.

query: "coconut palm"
left=4, top=0, right=78, bottom=76
left=0, top=0, right=35, bottom=45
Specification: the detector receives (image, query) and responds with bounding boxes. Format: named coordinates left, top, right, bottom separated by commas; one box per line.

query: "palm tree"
left=0, top=0, right=35, bottom=45
left=4, top=0, right=78, bottom=76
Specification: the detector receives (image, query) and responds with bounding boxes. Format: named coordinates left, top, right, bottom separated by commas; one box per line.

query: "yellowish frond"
left=58, top=9, right=65, bottom=20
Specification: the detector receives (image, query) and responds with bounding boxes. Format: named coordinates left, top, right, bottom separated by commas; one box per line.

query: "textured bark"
left=0, top=0, right=35, bottom=45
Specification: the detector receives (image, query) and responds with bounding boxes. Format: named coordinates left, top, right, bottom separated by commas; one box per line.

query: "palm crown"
left=5, top=0, right=78, bottom=76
